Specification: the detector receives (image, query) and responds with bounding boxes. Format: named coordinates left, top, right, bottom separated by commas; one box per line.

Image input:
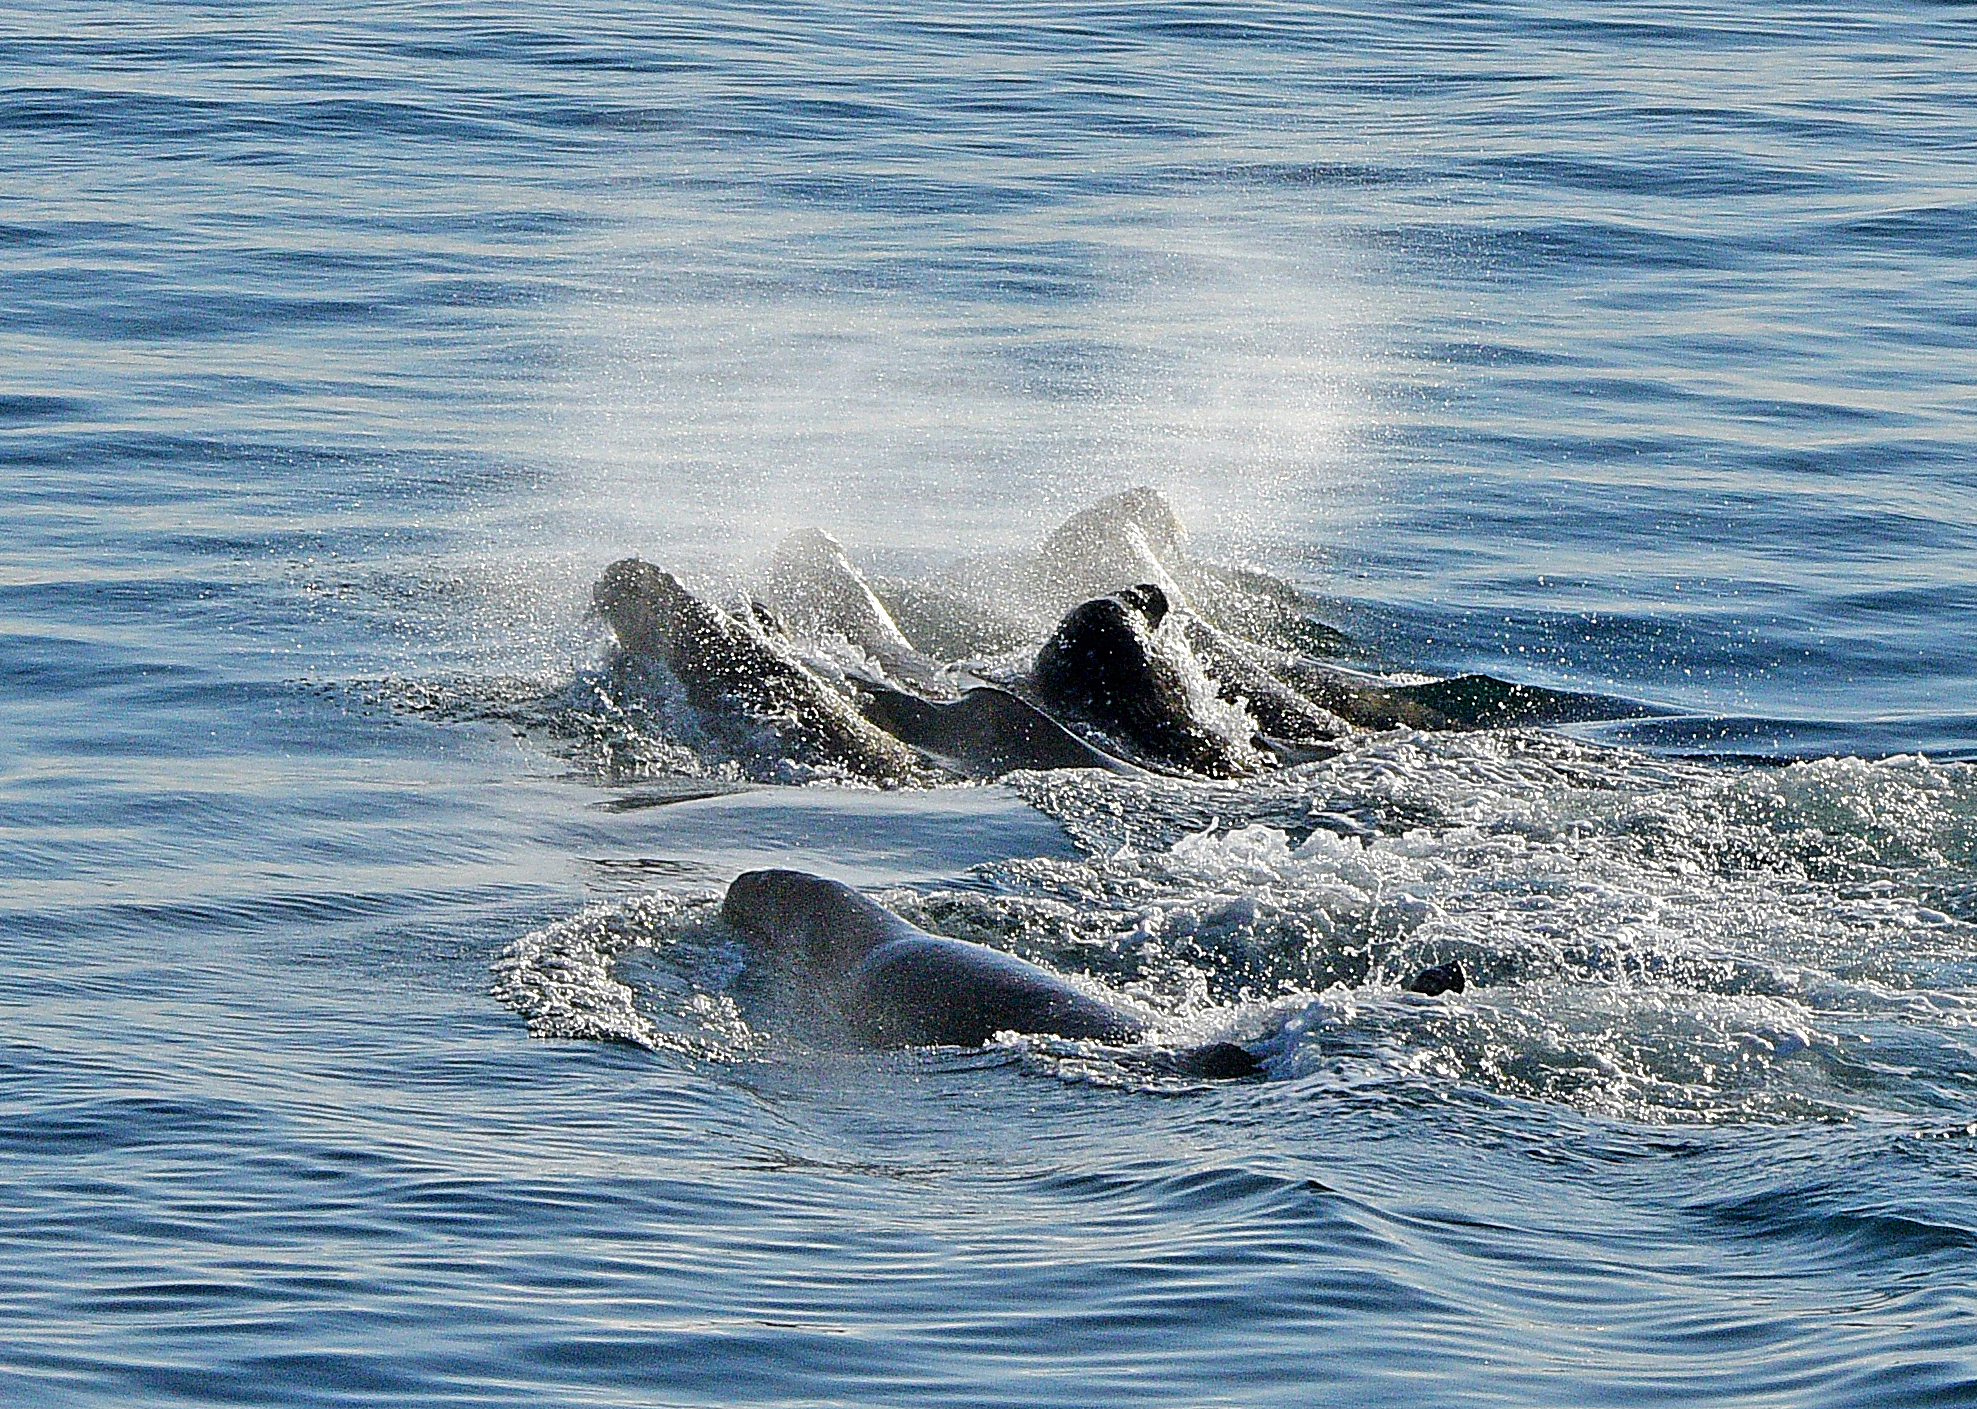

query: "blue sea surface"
left=5, top=1, right=1977, bottom=1405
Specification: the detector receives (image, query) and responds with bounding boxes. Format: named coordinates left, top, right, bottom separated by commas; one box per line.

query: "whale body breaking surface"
left=587, top=487, right=1657, bottom=785
left=721, top=868, right=1267, bottom=1079
left=547, top=489, right=1604, bottom=1073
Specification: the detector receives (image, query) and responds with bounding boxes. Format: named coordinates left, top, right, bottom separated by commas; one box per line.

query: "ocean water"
left=6, top=1, right=1977, bottom=1404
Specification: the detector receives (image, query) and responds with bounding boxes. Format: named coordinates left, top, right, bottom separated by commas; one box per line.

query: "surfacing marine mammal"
left=597, top=556, right=1157, bottom=781
left=1031, top=583, right=1263, bottom=778
left=593, top=557, right=926, bottom=784
left=722, top=869, right=1263, bottom=1078
left=590, top=491, right=1659, bottom=782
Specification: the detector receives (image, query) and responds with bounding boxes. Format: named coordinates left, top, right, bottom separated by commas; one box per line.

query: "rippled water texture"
left=5, top=1, right=1977, bottom=1405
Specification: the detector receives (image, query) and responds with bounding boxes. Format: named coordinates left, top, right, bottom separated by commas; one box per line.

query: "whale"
left=1037, top=485, right=1192, bottom=608
left=593, top=558, right=927, bottom=784
left=721, top=869, right=1264, bottom=1078
left=764, top=528, right=953, bottom=696
left=588, top=492, right=1662, bottom=786
left=1031, top=583, right=1263, bottom=778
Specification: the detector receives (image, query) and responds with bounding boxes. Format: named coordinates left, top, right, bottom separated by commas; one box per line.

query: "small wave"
left=0, top=1091, right=260, bottom=1156
left=1696, top=1181, right=1977, bottom=1262
left=492, top=890, right=758, bottom=1059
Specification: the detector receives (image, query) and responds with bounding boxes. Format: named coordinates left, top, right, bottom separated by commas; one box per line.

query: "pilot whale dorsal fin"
left=1037, top=486, right=1192, bottom=608
left=765, top=528, right=951, bottom=695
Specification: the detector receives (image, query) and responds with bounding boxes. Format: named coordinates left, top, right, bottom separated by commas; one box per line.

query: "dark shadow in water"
left=1586, top=713, right=1977, bottom=763
left=596, top=782, right=753, bottom=812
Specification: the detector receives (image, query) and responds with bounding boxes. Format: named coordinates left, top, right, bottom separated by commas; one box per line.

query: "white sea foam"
left=984, top=734, right=1977, bottom=1120
left=493, top=891, right=761, bottom=1059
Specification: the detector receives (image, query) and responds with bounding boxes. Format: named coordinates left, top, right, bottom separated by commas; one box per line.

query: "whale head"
left=722, top=869, right=906, bottom=976
left=592, top=558, right=701, bottom=660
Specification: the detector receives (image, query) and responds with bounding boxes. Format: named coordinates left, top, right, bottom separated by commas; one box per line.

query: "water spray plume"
left=526, top=214, right=1385, bottom=589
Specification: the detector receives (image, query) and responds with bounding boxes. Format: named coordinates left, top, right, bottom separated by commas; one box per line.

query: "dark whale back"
left=722, top=867, right=916, bottom=976
left=1032, top=584, right=1256, bottom=777
left=723, top=870, right=1267, bottom=1076
left=852, top=683, right=1148, bottom=778
left=722, top=869, right=1144, bottom=1047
